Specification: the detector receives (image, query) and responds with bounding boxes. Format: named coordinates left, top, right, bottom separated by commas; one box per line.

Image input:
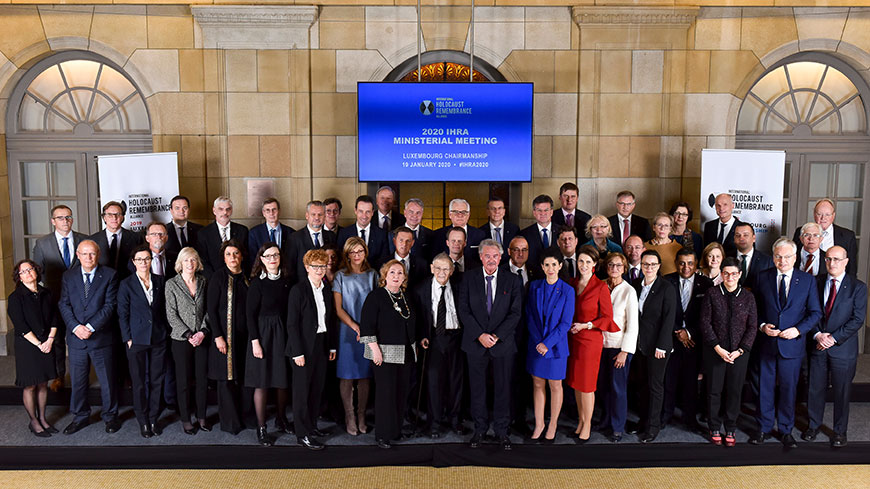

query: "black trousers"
left=216, top=379, right=245, bottom=434
left=292, top=334, right=327, bottom=438
left=126, top=342, right=166, bottom=425
left=808, top=350, right=857, bottom=435
left=426, top=332, right=464, bottom=430
left=662, top=342, right=701, bottom=425
left=373, top=348, right=414, bottom=442
left=704, top=347, right=749, bottom=433
left=467, top=351, right=514, bottom=437
left=633, top=350, right=669, bottom=435
left=172, top=339, right=209, bottom=422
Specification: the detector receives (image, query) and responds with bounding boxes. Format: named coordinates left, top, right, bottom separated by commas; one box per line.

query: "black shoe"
left=275, top=418, right=294, bottom=435
left=257, top=426, right=273, bottom=447
left=197, top=420, right=211, bottom=432
left=575, top=436, right=590, bottom=445
left=625, top=423, right=640, bottom=435
left=150, top=423, right=161, bottom=436
left=297, top=435, right=324, bottom=450
left=140, top=424, right=154, bottom=438
left=40, top=422, right=59, bottom=434
left=782, top=433, right=798, bottom=448
left=608, top=432, right=623, bottom=443
left=311, top=428, right=328, bottom=438
left=749, top=431, right=771, bottom=445
left=376, top=438, right=392, bottom=449
left=29, top=423, right=51, bottom=438
left=501, top=436, right=512, bottom=451
left=429, top=429, right=441, bottom=439
left=831, top=434, right=847, bottom=448
left=469, top=432, right=482, bottom=449
left=63, top=419, right=89, bottom=435
left=105, top=418, right=122, bottom=433
left=452, top=423, right=469, bottom=436
left=801, top=428, right=818, bottom=442
left=183, top=422, right=196, bottom=435
left=639, top=432, right=658, bottom=443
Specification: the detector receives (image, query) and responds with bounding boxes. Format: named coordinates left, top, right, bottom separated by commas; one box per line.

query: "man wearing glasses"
left=791, top=198, right=858, bottom=276
left=90, top=200, right=143, bottom=280
left=796, top=222, right=824, bottom=277
left=433, top=198, right=485, bottom=260
left=248, top=198, right=295, bottom=269
left=608, top=190, right=652, bottom=246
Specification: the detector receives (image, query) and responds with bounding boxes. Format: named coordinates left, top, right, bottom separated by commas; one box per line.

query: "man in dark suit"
left=505, top=235, right=534, bottom=436
left=733, top=223, right=774, bottom=291
left=288, top=200, right=337, bottom=282
left=402, top=198, right=433, bottom=258
left=391, top=226, right=429, bottom=288
left=552, top=182, right=592, bottom=239
left=432, top=198, right=486, bottom=259
left=416, top=253, right=465, bottom=438
left=90, top=201, right=143, bottom=279
left=195, top=196, right=249, bottom=277
left=323, top=197, right=343, bottom=235
left=703, top=193, right=743, bottom=257
left=456, top=239, right=523, bottom=450
left=519, top=194, right=556, bottom=270
left=623, top=235, right=645, bottom=283
left=802, top=246, right=866, bottom=447
left=555, top=225, right=579, bottom=281
left=507, top=236, right=537, bottom=285
left=445, top=226, right=479, bottom=276
left=792, top=198, right=858, bottom=276
left=338, top=195, right=389, bottom=269
left=33, top=204, right=87, bottom=386
left=662, top=248, right=713, bottom=430
left=57, top=240, right=120, bottom=435
left=165, top=195, right=202, bottom=256
left=375, top=185, right=405, bottom=231
left=795, top=222, right=824, bottom=277
left=609, top=190, right=652, bottom=245
left=750, top=238, right=823, bottom=448
left=248, top=197, right=296, bottom=265
left=480, top=197, right=519, bottom=264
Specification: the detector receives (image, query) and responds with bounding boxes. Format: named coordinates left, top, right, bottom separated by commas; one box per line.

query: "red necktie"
left=622, top=218, right=630, bottom=244
left=803, top=254, right=814, bottom=273
left=825, top=278, right=838, bottom=319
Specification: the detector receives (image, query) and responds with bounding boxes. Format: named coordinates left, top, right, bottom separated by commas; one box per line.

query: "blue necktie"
left=313, top=232, right=320, bottom=248
left=779, top=273, right=788, bottom=308
left=62, top=237, right=71, bottom=268
left=485, top=275, right=494, bottom=315
left=494, top=227, right=502, bottom=245
left=269, top=227, right=277, bottom=245
left=542, top=228, right=549, bottom=248
left=84, top=272, right=92, bottom=299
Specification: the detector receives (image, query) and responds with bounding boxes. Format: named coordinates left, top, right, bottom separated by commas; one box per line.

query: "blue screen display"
left=357, top=82, right=533, bottom=182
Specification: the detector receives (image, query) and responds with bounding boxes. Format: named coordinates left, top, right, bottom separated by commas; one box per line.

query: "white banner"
left=700, top=149, right=786, bottom=253
left=97, top=152, right=179, bottom=232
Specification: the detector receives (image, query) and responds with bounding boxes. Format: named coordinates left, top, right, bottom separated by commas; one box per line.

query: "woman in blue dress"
left=332, top=237, right=377, bottom=435
left=526, top=248, right=575, bottom=441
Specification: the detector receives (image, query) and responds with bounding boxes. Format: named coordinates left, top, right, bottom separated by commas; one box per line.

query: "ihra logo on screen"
left=420, top=100, right=434, bottom=115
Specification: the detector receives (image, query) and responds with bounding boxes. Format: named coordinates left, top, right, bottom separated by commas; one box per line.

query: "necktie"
left=360, top=228, right=367, bottom=244
left=413, top=229, right=418, bottom=240
left=541, top=228, right=549, bottom=248
left=739, top=254, right=748, bottom=278
left=485, top=275, right=494, bottom=315
left=567, top=257, right=576, bottom=279
left=62, top=237, right=71, bottom=268
left=221, top=226, right=229, bottom=242
left=680, top=279, right=691, bottom=312
left=825, top=278, right=838, bottom=319
left=155, top=254, right=164, bottom=276
left=109, top=233, right=118, bottom=268
left=516, top=268, right=524, bottom=284
left=494, top=227, right=502, bottom=245
left=313, top=232, right=321, bottom=248
left=453, top=260, right=462, bottom=272
left=566, top=213, right=574, bottom=228
left=622, top=219, right=630, bottom=244
left=717, top=222, right=726, bottom=243
left=383, top=215, right=390, bottom=230
left=84, top=272, right=92, bottom=299
left=630, top=267, right=638, bottom=282
left=779, top=273, right=788, bottom=308
left=180, top=225, right=188, bottom=248
left=270, top=227, right=277, bottom=245
left=400, top=258, right=407, bottom=272
left=435, top=285, right=447, bottom=336
left=803, top=254, right=814, bottom=274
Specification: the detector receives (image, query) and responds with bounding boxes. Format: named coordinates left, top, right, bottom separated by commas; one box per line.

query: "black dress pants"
left=634, top=350, right=669, bottom=435
left=373, top=346, right=414, bottom=441
left=662, top=342, right=701, bottom=425
left=704, top=348, right=749, bottom=433
left=126, top=342, right=166, bottom=425
left=292, top=333, right=327, bottom=438
left=426, top=332, right=464, bottom=430
left=467, top=351, right=514, bottom=437
left=216, top=379, right=245, bottom=434
left=172, top=339, right=209, bottom=422
left=808, top=349, right=857, bottom=435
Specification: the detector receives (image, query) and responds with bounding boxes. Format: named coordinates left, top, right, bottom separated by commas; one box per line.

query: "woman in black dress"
left=207, top=239, right=250, bottom=434
left=360, top=259, right=417, bottom=449
left=245, top=242, right=292, bottom=446
left=7, top=260, right=58, bottom=437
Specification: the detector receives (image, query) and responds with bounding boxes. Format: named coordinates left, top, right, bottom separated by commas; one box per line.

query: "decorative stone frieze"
left=192, top=6, right=319, bottom=49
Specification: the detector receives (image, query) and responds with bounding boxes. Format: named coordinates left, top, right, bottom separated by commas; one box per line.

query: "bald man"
left=703, top=193, right=743, bottom=257
left=792, top=198, right=858, bottom=276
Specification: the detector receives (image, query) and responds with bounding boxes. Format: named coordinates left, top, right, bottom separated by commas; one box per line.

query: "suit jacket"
left=248, top=222, right=296, bottom=266
left=338, top=224, right=389, bottom=269
left=90, top=227, right=144, bottom=279
left=811, top=274, right=867, bottom=359
left=126, top=249, right=178, bottom=280
left=376, top=210, right=405, bottom=231
left=609, top=214, right=653, bottom=244
left=703, top=218, right=744, bottom=257
left=165, top=220, right=203, bottom=255
left=196, top=221, right=250, bottom=276
left=663, top=272, right=714, bottom=340
left=117, top=272, right=168, bottom=346
left=525, top=278, right=575, bottom=361
left=396, top=252, right=430, bottom=290
left=457, top=266, right=523, bottom=358
left=741, top=249, right=774, bottom=291
left=793, top=224, right=858, bottom=276
left=58, top=265, right=118, bottom=350
left=754, top=268, right=823, bottom=359
left=410, top=225, right=434, bottom=258
left=553, top=208, right=592, bottom=240
left=519, top=223, right=559, bottom=272
left=479, top=221, right=520, bottom=264
left=285, top=279, right=338, bottom=359
left=32, top=231, right=87, bottom=302
left=432, top=225, right=486, bottom=262
left=413, top=278, right=462, bottom=347
left=288, top=227, right=336, bottom=282
left=632, top=277, right=677, bottom=355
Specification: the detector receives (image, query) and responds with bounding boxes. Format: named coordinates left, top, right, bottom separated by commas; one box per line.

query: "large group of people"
left=9, top=183, right=866, bottom=451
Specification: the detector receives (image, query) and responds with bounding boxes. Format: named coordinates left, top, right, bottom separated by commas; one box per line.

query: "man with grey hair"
left=433, top=198, right=485, bottom=259
left=196, top=196, right=249, bottom=276
left=402, top=198, right=433, bottom=257
left=797, top=222, right=824, bottom=277
left=289, top=200, right=336, bottom=282
left=792, top=198, right=858, bottom=276
left=375, top=185, right=405, bottom=231
left=457, top=239, right=523, bottom=450
left=749, top=237, right=822, bottom=448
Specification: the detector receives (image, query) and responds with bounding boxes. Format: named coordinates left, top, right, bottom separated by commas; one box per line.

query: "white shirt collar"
left=356, top=223, right=371, bottom=234
left=105, top=228, right=121, bottom=242
left=307, top=224, right=322, bottom=235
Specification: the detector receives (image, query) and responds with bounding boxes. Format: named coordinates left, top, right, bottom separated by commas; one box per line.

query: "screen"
left=357, top=82, right=533, bottom=182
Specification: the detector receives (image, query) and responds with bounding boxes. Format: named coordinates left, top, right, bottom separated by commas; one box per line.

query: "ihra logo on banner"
left=420, top=100, right=434, bottom=115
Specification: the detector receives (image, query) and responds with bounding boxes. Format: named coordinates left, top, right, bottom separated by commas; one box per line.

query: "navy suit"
left=288, top=227, right=336, bottom=282
left=338, top=224, right=389, bottom=269
left=479, top=221, right=520, bottom=264
left=90, top=227, right=144, bottom=280
left=58, top=265, right=119, bottom=423
left=609, top=214, right=653, bottom=244
left=807, top=273, right=867, bottom=435
left=754, top=267, right=823, bottom=434
left=456, top=266, right=523, bottom=437
left=740, top=249, right=774, bottom=291
left=553, top=208, right=592, bottom=239
left=165, top=221, right=203, bottom=256
left=247, top=222, right=296, bottom=271
left=793, top=224, right=858, bottom=276
left=519, top=223, right=556, bottom=272
left=409, top=225, right=434, bottom=258
left=196, top=221, right=250, bottom=277
left=433, top=225, right=486, bottom=262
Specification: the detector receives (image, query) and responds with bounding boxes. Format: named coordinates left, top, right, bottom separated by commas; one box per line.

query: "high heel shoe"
left=40, top=421, right=59, bottom=434
left=345, top=413, right=358, bottom=436
left=257, top=426, right=273, bottom=447
left=29, top=423, right=51, bottom=438
left=357, top=408, right=368, bottom=434
left=182, top=422, right=196, bottom=435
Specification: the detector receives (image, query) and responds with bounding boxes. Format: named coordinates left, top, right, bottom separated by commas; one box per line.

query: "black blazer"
left=663, top=272, right=714, bottom=339
left=90, top=227, right=144, bottom=279
left=632, top=277, right=678, bottom=355
left=609, top=214, right=653, bottom=244
left=479, top=221, right=520, bottom=264
left=58, top=265, right=118, bottom=350
left=410, top=225, right=434, bottom=258
left=126, top=249, right=178, bottom=279
left=285, top=279, right=337, bottom=358
left=359, top=286, right=417, bottom=351
left=376, top=210, right=405, bottom=230
left=432, top=225, right=486, bottom=261
left=196, top=221, right=250, bottom=277
left=117, top=272, right=168, bottom=346
left=456, top=266, right=523, bottom=358
left=413, top=278, right=462, bottom=345
left=288, top=227, right=336, bottom=282
left=248, top=222, right=296, bottom=263
left=165, top=220, right=203, bottom=255
left=338, top=224, right=389, bottom=269
left=32, top=231, right=87, bottom=302
left=793, top=224, right=858, bottom=276
left=741, top=249, right=774, bottom=291
left=553, top=208, right=592, bottom=239
left=519, top=223, right=557, bottom=271
left=703, top=218, right=744, bottom=257
left=397, top=252, right=430, bottom=290
left=811, top=273, right=867, bottom=359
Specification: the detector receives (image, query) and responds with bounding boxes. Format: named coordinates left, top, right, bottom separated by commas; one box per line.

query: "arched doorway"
left=5, top=51, right=153, bottom=261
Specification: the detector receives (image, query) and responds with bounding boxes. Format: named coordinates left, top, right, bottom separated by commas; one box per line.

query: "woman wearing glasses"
left=669, top=202, right=703, bottom=257
left=644, top=213, right=682, bottom=276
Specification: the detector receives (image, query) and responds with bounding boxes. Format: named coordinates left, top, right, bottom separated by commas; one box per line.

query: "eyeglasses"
left=606, top=263, right=624, bottom=269
left=673, top=212, right=689, bottom=217
left=262, top=253, right=281, bottom=260
left=308, top=264, right=328, bottom=270
left=774, top=254, right=795, bottom=260
left=641, top=262, right=660, bottom=268
left=824, top=256, right=847, bottom=263
left=721, top=271, right=741, bottom=278
left=432, top=266, right=451, bottom=273
left=17, top=267, right=35, bottom=276
left=801, top=233, right=821, bottom=239
left=103, top=212, right=123, bottom=218
left=616, top=201, right=635, bottom=207
left=133, top=257, right=153, bottom=263
left=52, top=215, right=73, bottom=221
left=348, top=249, right=366, bottom=256
left=147, top=232, right=167, bottom=238
left=449, top=210, right=469, bottom=215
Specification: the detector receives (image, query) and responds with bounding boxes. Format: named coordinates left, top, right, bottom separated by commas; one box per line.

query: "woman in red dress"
left=566, top=245, right=619, bottom=442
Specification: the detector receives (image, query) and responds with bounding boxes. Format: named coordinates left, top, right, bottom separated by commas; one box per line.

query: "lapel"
left=784, top=272, right=801, bottom=310
left=82, top=267, right=100, bottom=305
left=641, top=278, right=659, bottom=318
left=829, top=274, right=849, bottom=313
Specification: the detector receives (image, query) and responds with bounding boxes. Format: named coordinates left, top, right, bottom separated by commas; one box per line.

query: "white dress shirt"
left=378, top=211, right=391, bottom=230
left=536, top=222, right=552, bottom=246
left=509, top=261, right=528, bottom=286
left=137, top=273, right=154, bottom=305
left=431, top=278, right=460, bottom=330
left=716, top=216, right=736, bottom=242
left=356, top=223, right=372, bottom=246
left=266, top=224, right=282, bottom=247
left=151, top=250, right=166, bottom=276
left=55, top=230, right=74, bottom=261
left=217, top=222, right=231, bottom=242
left=739, top=248, right=755, bottom=276
left=483, top=268, right=498, bottom=305
left=306, top=225, right=323, bottom=246
left=617, top=215, right=633, bottom=240
left=800, top=248, right=821, bottom=276
left=820, top=225, right=835, bottom=251
left=104, top=228, right=122, bottom=247
left=488, top=222, right=504, bottom=243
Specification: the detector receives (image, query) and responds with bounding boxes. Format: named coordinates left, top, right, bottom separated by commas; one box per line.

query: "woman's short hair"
left=701, top=242, right=726, bottom=268
left=585, top=214, right=612, bottom=239
left=605, top=252, right=628, bottom=270
left=541, top=247, right=563, bottom=265
left=340, top=236, right=371, bottom=273
left=174, top=247, right=203, bottom=274
left=303, top=249, right=329, bottom=267
left=669, top=201, right=693, bottom=221
left=130, top=243, right=151, bottom=262
left=250, top=242, right=287, bottom=279
left=641, top=249, right=662, bottom=264
left=577, top=244, right=600, bottom=264
left=377, top=259, right=409, bottom=291
left=12, top=259, right=41, bottom=284
left=653, top=212, right=674, bottom=228
left=721, top=257, right=741, bottom=270
left=220, top=239, right=243, bottom=259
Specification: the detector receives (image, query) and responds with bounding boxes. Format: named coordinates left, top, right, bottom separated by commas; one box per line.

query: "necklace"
left=387, top=289, right=410, bottom=319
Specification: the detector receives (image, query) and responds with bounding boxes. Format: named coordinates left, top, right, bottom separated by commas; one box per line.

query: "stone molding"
left=572, top=7, right=699, bottom=27
left=192, top=6, right=319, bottom=49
